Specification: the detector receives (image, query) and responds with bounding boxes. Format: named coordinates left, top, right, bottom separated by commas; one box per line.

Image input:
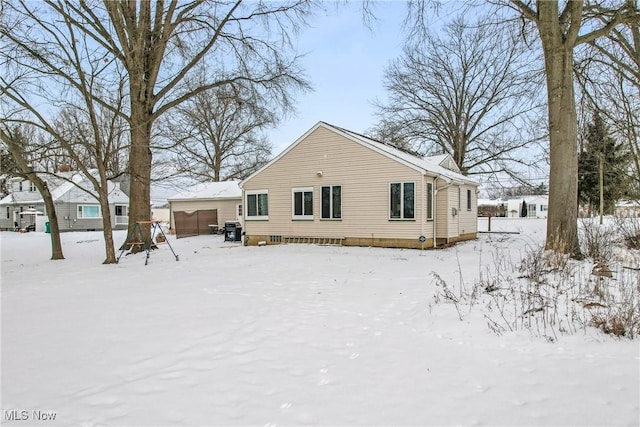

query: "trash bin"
left=235, top=226, right=242, bottom=242
left=224, top=222, right=236, bottom=242
left=45, top=221, right=50, bottom=233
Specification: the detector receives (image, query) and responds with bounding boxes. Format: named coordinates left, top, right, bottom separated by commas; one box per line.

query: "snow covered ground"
left=2, top=219, right=639, bottom=426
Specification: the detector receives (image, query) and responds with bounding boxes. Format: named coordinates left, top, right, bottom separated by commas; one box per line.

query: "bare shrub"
left=432, top=239, right=639, bottom=341
left=579, top=218, right=615, bottom=262
left=614, top=216, right=640, bottom=250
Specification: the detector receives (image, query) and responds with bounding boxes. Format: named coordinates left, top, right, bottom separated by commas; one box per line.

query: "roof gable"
left=242, top=121, right=478, bottom=186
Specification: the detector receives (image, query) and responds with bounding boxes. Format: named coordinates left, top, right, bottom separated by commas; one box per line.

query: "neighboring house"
left=0, top=172, right=129, bottom=231
left=615, top=200, right=640, bottom=218
left=505, top=195, right=549, bottom=218
left=168, top=181, right=242, bottom=238
left=241, top=121, right=478, bottom=249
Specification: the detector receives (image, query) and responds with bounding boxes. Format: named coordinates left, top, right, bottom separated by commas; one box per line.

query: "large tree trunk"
left=121, top=89, right=153, bottom=252
left=40, top=181, right=65, bottom=260
left=538, top=3, right=581, bottom=256
left=98, top=188, right=117, bottom=263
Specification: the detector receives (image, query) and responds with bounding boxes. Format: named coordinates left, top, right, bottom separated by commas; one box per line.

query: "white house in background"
left=506, top=195, right=549, bottom=219
left=168, top=181, right=242, bottom=238
left=0, top=172, right=129, bottom=231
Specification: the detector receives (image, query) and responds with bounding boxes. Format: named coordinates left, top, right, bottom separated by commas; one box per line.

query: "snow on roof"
left=478, top=199, right=506, bottom=206
left=168, top=181, right=242, bottom=201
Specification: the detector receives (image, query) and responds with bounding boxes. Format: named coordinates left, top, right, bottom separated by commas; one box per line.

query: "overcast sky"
left=266, top=2, right=410, bottom=154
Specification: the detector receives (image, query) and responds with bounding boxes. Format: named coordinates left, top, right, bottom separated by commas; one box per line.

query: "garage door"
left=174, top=209, right=218, bottom=239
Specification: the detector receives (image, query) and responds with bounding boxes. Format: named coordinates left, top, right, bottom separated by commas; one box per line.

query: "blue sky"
left=267, top=2, right=411, bottom=154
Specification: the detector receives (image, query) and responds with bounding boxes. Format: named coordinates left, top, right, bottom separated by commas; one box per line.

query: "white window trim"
left=245, top=190, right=269, bottom=220
left=321, top=185, right=342, bottom=220
left=389, top=181, right=416, bottom=221
left=78, top=204, right=102, bottom=219
left=292, top=187, right=314, bottom=220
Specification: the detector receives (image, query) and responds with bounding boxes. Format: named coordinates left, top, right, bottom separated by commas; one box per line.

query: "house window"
left=237, top=204, right=243, bottom=218
left=458, top=187, right=461, bottom=210
left=29, top=182, right=36, bottom=192
left=528, top=204, right=537, bottom=218
left=292, top=187, right=313, bottom=220
left=390, top=182, right=415, bottom=219
left=426, top=182, right=433, bottom=220
left=540, top=205, right=548, bottom=212
left=246, top=190, right=268, bottom=220
left=78, top=204, right=101, bottom=219
left=467, top=189, right=472, bottom=211
left=115, top=205, right=126, bottom=216
left=5, top=206, right=10, bottom=219
left=18, top=181, right=23, bottom=191
left=321, top=185, right=342, bottom=219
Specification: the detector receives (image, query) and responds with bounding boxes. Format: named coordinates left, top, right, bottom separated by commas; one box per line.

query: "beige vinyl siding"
left=458, top=185, right=477, bottom=235
left=447, top=186, right=461, bottom=238
left=435, top=184, right=450, bottom=238
left=243, top=126, right=429, bottom=240
left=169, top=199, right=240, bottom=229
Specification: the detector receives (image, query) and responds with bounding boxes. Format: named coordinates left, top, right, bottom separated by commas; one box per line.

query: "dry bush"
left=614, top=216, right=640, bottom=250
left=579, top=219, right=615, bottom=262
left=432, top=238, right=639, bottom=341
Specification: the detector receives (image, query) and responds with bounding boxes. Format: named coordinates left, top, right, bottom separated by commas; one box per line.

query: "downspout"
left=421, top=173, right=426, bottom=243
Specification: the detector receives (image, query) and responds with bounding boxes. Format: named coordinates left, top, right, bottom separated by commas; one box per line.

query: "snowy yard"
left=1, top=219, right=639, bottom=426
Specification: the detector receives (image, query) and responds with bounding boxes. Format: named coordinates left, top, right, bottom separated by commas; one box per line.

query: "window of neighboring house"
left=528, top=204, right=537, bottom=217
left=115, top=205, right=127, bottom=216
left=426, top=182, right=433, bottom=220
left=292, top=187, right=314, bottom=220
left=18, top=181, right=23, bottom=192
left=5, top=206, right=10, bottom=219
left=458, top=187, right=461, bottom=210
left=390, top=182, right=415, bottom=219
left=237, top=204, right=243, bottom=218
left=29, top=182, right=36, bottom=192
left=78, top=204, right=101, bottom=219
left=467, top=189, right=472, bottom=211
left=540, top=205, right=548, bottom=212
left=246, top=191, right=268, bottom=220
left=321, top=185, right=342, bottom=219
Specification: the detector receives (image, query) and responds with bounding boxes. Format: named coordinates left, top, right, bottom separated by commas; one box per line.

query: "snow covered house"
left=240, top=122, right=479, bottom=249
left=0, top=172, right=129, bottom=232
left=506, top=195, right=549, bottom=218
left=168, top=181, right=242, bottom=238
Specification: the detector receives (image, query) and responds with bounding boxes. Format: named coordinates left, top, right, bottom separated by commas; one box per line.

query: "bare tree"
left=0, top=126, right=65, bottom=260
left=506, top=0, right=638, bottom=255
left=160, top=84, right=274, bottom=182
left=0, top=3, right=131, bottom=263
left=575, top=0, right=640, bottom=200
left=1, top=0, right=311, bottom=251
left=32, top=0, right=312, bottom=250
left=374, top=16, right=544, bottom=179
